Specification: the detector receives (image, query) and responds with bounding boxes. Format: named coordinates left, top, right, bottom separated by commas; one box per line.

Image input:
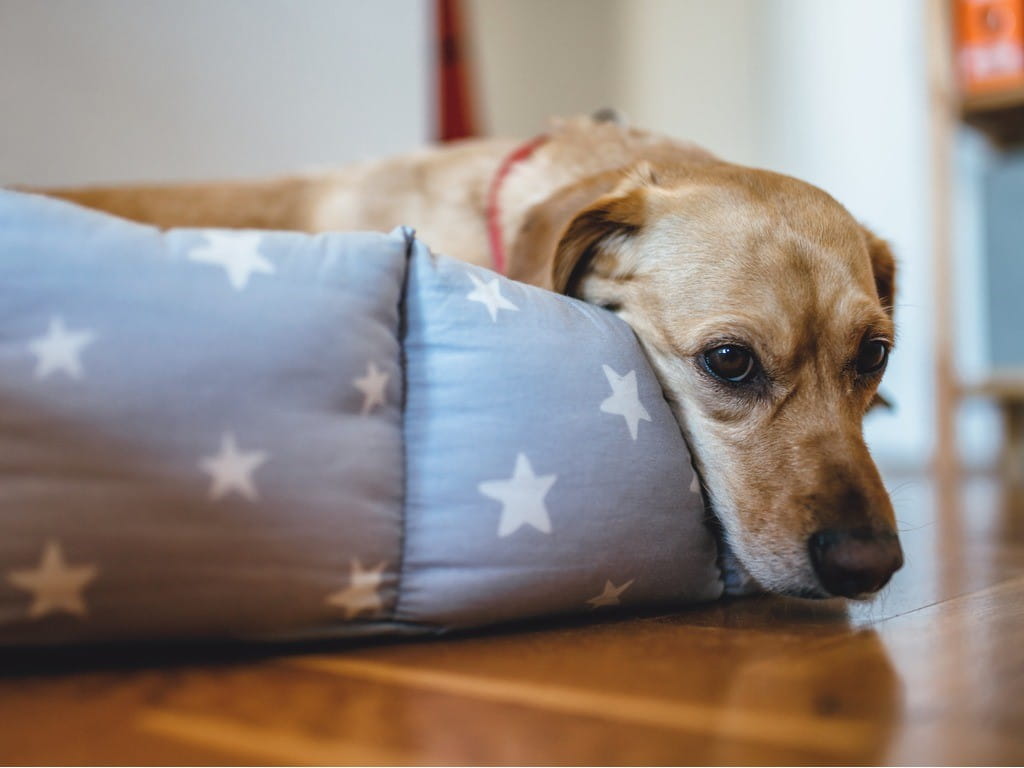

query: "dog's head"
left=551, top=163, right=902, bottom=598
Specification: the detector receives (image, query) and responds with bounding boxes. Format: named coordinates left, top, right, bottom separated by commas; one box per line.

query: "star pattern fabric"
left=586, top=578, right=635, bottom=608
left=0, top=198, right=723, bottom=642
left=326, top=559, right=387, bottom=619
left=354, top=361, right=389, bottom=415
left=599, top=364, right=652, bottom=440
left=466, top=272, right=519, bottom=322
left=199, top=432, right=269, bottom=502
left=8, top=541, right=97, bottom=619
left=27, top=316, right=97, bottom=380
left=478, top=453, right=558, bottom=537
left=187, top=231, right=275, bottom=291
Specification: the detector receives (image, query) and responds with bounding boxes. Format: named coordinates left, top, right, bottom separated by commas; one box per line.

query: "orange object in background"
left=956, top=0, right=1024, bottom=94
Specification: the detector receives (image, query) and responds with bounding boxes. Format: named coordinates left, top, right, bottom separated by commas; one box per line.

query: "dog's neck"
left=486, top=134, right=550, bottom=276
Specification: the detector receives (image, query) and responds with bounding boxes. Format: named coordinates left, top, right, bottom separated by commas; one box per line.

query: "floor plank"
left=0, top=474, right=1021, bottom=765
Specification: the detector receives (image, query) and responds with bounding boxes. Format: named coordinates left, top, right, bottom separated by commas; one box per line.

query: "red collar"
left=485, top=134, right=548, bottom=275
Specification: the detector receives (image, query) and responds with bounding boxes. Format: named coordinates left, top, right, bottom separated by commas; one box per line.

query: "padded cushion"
left=0, top=191, right=406, bottom=643
left=398, top=243, right=722, bottom=627
left=0, top=189, right=722, bottom=645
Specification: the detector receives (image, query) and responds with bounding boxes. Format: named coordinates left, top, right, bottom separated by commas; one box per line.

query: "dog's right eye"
left=703, top=345, right=758, bottom=383
left=855, top=339, right=889, bottom=375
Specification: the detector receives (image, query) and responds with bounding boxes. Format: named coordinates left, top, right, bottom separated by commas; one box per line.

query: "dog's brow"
left=670, top=320, right=764, bottom=359
left=860, top=318, right=896, bottom=347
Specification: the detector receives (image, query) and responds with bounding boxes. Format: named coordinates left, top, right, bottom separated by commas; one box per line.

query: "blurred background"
left=1, top=0, right=1021, bottom=479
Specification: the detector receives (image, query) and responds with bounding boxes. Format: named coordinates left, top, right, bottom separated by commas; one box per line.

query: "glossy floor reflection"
left=1, top=473, right=1021, bottom=764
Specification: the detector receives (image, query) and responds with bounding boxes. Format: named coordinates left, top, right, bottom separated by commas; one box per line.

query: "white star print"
left=599, top=364, right=651, bottom=440
left=353, top=361, right=389, bottom=415
left=326, top=558, right=387, bottom=619
left=466, top=272, right=519, bottom=322
left=27, top=316, right=97, bottom=380
left=586, top=578, right=635, bottom=608
left=478, top=453, right=558, bottom=537
left=8, top=540, right=98, bottom=619
left=199, top=432, right=269, bottom=502
left=187, top=231, right=275, bottom=291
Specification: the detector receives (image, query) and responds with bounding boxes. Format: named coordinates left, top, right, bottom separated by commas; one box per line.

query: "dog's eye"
left=856, top=339, right=889, bottom=374
left=703, top=345, right=757, bottom=383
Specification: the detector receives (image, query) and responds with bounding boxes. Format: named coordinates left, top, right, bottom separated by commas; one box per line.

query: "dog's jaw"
left=715, top=531, right=763, bottom=597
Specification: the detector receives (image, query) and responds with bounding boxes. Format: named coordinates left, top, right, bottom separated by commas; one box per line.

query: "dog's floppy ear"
left=552, top=187, right=646, bottom=297
left=507, top=169, right=625, bottom=289
left=862, top=227, right=897, bottom=317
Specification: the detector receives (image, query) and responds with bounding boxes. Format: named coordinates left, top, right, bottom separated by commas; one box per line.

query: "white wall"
left=465, top=0, right=618, bottom=139
left=0, top=0, right=431, bottom=186
left=612, top=0, right=762, bottom=167
left=467, top=0, right=762, bottom=165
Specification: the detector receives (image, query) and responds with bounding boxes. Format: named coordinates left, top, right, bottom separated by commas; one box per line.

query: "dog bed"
left=0, top=189, right=723, bottom=645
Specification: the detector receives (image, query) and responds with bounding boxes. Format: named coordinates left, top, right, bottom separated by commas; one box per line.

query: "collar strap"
left=485, top=134, right=548, bottom=275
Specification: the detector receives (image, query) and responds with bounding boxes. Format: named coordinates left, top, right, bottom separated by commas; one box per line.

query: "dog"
left=37, top=112, right=903, bottom=599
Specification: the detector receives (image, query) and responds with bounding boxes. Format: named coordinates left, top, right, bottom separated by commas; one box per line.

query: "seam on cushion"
left=389, top=227, right=416, bottom=623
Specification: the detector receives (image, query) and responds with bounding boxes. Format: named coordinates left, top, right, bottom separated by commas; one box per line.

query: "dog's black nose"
left=808, top=527, right=903, bottom=597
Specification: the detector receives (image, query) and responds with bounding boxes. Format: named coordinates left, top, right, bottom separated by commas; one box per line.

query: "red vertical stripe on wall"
left=436, top=0, right=476, bottom=141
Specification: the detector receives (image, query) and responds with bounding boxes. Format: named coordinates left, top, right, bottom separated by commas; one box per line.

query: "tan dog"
left=39, top=113, right=903, bottom=598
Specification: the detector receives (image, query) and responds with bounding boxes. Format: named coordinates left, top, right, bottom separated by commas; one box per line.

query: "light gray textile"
left=0, top=190, right=722, bottom=645
left=399, top=243, right=722, bottom=627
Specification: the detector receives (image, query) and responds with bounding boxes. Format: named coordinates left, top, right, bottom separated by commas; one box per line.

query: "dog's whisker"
left=884, top=479, right=927, bottom=499
left=894, top=518, right=935, bottom=534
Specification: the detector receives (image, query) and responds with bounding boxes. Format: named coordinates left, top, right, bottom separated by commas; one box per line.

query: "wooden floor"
left=1, top=473, right=1022, bottom=765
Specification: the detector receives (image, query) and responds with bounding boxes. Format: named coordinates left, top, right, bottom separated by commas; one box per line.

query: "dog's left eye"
left=856, top=339, right=889, bottom=374
left=703, top=345, right=758, bottom=383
